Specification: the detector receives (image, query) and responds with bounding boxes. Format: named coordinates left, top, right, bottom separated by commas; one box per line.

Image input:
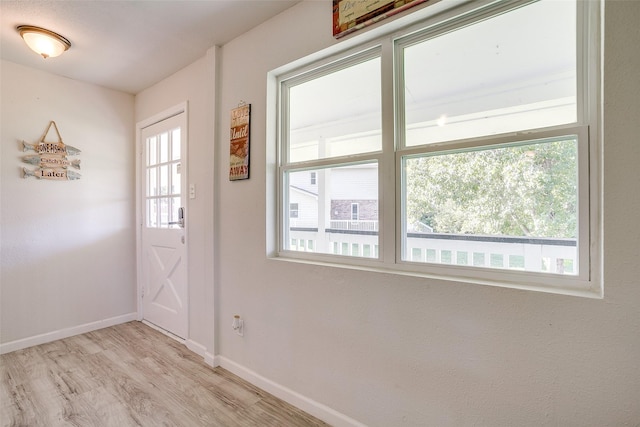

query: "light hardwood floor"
left=0, top=321, right=330, bottom=427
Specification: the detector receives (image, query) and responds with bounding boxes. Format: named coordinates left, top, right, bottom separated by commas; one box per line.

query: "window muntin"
left=276, top=0, right=599, bottom=294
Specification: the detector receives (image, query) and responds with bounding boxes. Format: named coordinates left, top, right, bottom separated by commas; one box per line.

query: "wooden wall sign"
left=333, top=0, right=428, bottom=38
left=22, top=121, right=82, bottom=181
left=229, top=102, right=250, bottom=181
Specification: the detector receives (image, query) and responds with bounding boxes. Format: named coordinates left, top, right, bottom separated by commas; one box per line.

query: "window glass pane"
left=288, top=56, right=381, bottom=162
left=473, top=252, right=485, bottom=267
left=159, top=197, right=170, bottom=227
left=171, top=162, right=181, bottom=195
left=456, top=251, right=468, bottom=265
left=147, top=199, right=158, bottom=228
left=159, top=165, right=169, bottom=196
left=509, top=255, right=525, bottom=269
left=342, top=242, right=349, bottom=254
left=159, top=132, right=169, bottom=163
left=147, top=167, right=157, bottom=197
left=491, top=254, right=504, bottom=268
left=171, top=128, right=181, bottom=161
left=286, top=162, right=378, bottom=258
left=403, top=137, right=578, bottom=275
left=169, top=197, right=181, bottom=229
left=403, top=0, right=576, bottom=146
left=147, top=136, right=157, bottom=166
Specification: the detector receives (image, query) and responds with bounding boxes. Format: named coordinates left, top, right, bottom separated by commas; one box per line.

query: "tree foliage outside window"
left=405, top=138, right=578, bottom=239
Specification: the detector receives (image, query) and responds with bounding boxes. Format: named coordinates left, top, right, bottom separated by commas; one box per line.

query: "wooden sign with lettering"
left=229, top=103, right=250, bottom=181
left=23, top=167, right=81, bottom=180
left=22, top=155, right=81, bottom=170
left=21, top=121, right=82, bottom=181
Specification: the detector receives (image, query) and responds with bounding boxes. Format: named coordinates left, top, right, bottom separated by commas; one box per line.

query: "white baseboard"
left=185, top=338, right=206, bottom=356
left=204, top=351, right=217, bottom=367
left=184, top=338, right=216, bottom=367
left=216, top=356, right=367, bottom=427
left=0, top=312, right=137, bottom=355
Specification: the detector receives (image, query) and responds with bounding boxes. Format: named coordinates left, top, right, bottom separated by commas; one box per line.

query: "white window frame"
left=272, top=0, right=602, bottom=298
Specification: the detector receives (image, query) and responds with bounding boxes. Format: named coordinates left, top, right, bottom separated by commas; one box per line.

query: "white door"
left=140, top=112, right=188, bottom=339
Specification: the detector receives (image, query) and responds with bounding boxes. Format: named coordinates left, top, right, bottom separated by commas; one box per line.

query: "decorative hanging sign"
left=229, top=102, right=250, bottom=181
left=22, top=155, right=81, bottom=169
left=22, top=167, right=81, bottom=180
left=22, top=140, right=81, bottom=156
left=22, top=121, right=81, bottom=181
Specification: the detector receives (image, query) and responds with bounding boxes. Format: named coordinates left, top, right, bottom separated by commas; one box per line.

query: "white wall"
left=134, top=48, right=217, bottom=357
left=1, top=61, right=136, bottom=349
left=214, top=1, right=640, bottom=426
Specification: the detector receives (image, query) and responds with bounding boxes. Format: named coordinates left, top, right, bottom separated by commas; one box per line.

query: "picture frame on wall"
left=332, top=0, right=428, bottom=38
left=229, top=102, right=250, bottom=181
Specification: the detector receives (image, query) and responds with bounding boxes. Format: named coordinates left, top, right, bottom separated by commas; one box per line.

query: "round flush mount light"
left=17, top=25, right=71, bottom=59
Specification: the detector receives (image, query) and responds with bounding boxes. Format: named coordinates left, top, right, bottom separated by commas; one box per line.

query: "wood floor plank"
left=1, top=322, right=330, bottom=427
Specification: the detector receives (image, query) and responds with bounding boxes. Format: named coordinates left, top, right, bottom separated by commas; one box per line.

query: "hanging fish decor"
left=21, top=121, right=82, bottom=181
left=23, top=167, right=81, bottom=181
left=22, top=154, right=81, bottom=169
left=22, top=140, right=81, bottom=156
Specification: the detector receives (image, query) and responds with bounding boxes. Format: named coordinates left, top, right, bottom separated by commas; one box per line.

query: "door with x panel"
left=140, top=112, right=188, bottom=339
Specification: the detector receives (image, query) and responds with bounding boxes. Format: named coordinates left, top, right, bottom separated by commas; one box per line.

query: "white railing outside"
left=329, top=220, right=379, bottom=232
left=288, top=228, right=577, bottom=275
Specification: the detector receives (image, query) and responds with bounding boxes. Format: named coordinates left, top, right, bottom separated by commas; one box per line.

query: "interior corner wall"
left=214, top=2, right=640, bottom=426
left=134, top=47, right=217, bottom=356
left=0, top=60, right=136, bottom=348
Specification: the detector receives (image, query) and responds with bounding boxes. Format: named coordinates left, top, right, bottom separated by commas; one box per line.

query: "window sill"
left=269, top=253, right=602, bottom=299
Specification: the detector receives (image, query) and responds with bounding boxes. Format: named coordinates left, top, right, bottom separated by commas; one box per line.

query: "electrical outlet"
left=232, top=315, right=244, bottom=336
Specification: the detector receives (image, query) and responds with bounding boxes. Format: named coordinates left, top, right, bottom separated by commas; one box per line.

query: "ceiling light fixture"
left=17, top=25, right=71, bottom=59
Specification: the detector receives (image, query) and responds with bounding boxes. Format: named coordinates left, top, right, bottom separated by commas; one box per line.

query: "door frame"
left=135, top=102, right=189, bottom=331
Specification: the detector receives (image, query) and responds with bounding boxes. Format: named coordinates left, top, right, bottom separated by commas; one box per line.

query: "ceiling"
left=0, top=0, right=300, bottom=94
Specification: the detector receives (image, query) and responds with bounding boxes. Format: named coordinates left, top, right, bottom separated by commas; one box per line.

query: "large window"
left=275, top=0, right=601, bottom=296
